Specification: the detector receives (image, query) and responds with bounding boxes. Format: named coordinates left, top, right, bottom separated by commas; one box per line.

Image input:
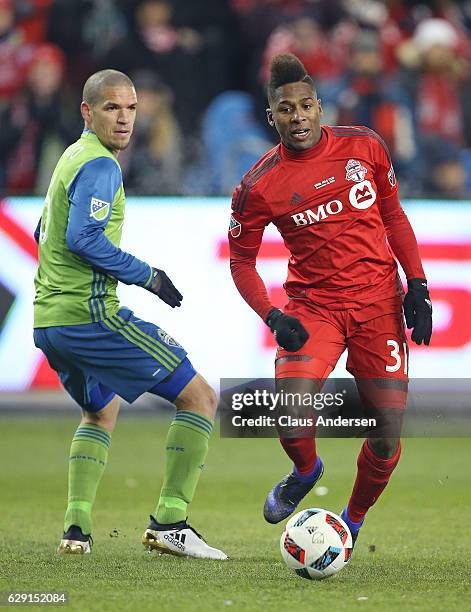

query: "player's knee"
left=174, top=374, right=218, bottom=419
left=367, top=437, right=400, bottom=459
left=204, top=385, right=218, bottom=419
left=82, top=396, right=120, bottom=433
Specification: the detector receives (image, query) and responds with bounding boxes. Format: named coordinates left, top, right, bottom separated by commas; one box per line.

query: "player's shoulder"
left=239, top=144, right=282, bottom=189
left=328, top=125, right=390, bottom=155
left=67, top=155, right=122, bottom=199
left=80, top=156, right=121, bottom=174
left=72, top=156, right=121, bottom=185
left=232, top=145, right=282, bottom=214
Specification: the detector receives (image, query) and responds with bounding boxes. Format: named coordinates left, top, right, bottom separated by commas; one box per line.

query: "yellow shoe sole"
left=57, top=539, right=91, bottom=555
left=141, top=530, right=185, bottom=557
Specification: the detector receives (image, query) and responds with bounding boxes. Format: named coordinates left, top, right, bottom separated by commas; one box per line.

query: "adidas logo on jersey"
left=164, top=531, right=186, bottom=551
left=291, top=192, right=303, bottom=206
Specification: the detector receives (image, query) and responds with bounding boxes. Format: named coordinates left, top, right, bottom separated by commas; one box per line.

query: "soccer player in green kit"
left=33, top=69, right=227, bottom=560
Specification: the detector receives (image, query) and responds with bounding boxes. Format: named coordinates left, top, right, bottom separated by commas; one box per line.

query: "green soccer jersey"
left=34, top=131, right=152, bottom=327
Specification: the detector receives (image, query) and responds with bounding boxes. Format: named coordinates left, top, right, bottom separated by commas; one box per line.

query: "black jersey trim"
left=331, top=127, right=391, bottom=162
left=233, top=150, right=281, bottom=215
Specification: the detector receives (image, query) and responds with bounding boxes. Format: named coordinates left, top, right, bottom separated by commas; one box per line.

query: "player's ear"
left=317, top=99, right=323, bottom=116
left=266, top=108, right=275, bottom=127
left=81, top=101, right=92, bottom=125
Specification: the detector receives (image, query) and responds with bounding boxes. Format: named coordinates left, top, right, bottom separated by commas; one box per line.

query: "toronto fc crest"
left=345, top=159, right=368, bottom=183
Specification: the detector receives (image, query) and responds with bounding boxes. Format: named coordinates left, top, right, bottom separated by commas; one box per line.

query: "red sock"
left=279, top=437, right=317, bottom=475
left=347, top=440, right=402, bottom=522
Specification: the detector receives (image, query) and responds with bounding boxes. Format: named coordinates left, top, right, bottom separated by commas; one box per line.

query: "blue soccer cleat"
left=263, top=457, right=324, bottom=524
left=340, top=507, right=364, bottom=549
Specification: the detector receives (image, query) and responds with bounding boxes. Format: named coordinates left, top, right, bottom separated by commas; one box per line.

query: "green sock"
left=63, top=424, right=111, bottom=535
left=155, top=411, right=213, bottom=524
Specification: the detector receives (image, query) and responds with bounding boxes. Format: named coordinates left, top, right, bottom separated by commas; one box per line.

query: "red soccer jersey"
left=229, top=125, right=425, bottom=320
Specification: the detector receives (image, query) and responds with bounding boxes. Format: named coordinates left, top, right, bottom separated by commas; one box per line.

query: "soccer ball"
left=280, top=508, right=353, bottom=580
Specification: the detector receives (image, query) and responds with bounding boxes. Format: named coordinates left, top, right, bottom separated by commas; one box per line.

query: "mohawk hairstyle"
left=267, top=53, right=315, bottom=105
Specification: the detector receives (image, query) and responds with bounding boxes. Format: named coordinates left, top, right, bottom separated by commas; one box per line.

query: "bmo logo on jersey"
left=291, top=181, right=377, bottom=226
left=291, top=200, right=343, bottom=226
left=349, top=180, right=376, bottom=209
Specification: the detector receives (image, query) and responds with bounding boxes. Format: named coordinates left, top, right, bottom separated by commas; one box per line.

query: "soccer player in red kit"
left=228, top=54, right=433, bottom=546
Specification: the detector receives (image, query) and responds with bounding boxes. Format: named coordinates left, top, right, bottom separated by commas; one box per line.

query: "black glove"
left=266, top=307, right=309, bottom=352
left=403, top=278, right=432, bottom=346
left=146, top=267, right=183, bottom=308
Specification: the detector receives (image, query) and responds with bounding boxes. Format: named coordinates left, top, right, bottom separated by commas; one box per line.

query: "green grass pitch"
left=1, top=415, right=470, bottom=611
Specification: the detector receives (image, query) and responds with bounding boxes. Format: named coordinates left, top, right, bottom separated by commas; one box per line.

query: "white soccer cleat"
left=57, top=525, right=92, bottom=555
left=142, top=516, right=228, bottom=560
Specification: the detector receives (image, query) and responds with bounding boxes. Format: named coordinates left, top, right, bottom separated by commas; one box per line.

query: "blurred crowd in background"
left=1, top=0, right=471, bottom=197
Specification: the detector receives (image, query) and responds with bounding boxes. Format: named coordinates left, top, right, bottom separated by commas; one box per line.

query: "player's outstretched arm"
left=380, top=192, right=432, bottom=345
left=372, top=135, right=432, bottom=345
left=65, top=157, right=182, bottom=307
left=228, top=183, right=308, bottom=352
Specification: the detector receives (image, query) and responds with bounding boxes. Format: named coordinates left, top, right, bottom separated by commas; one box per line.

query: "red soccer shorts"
left=275, top=295, right=409, bottom=409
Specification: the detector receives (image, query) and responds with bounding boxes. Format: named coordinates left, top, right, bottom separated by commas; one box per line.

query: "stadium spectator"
left=0, top=0, right=34, bottom=102
left=46, top=0, right=102, bottom=92
left=119, top=71, right=183, bottom=195
left=396, top=17, right=471, bottom=192
left=3, top=43, right=79, bottom=194
left=422, top=137, right=468, bottom=197
left=0, top=0, right=471, bottom=197
left=260, top=16, right=349, bottom=84
left=79, top=0, right=127, bottom=62
left=15, top=0, right=53, bottom=44
left=319, top=30, right=418, bottom=193
left=103, top=0, right=228, bottom=138
left=189, top=90, right=274, bottom=195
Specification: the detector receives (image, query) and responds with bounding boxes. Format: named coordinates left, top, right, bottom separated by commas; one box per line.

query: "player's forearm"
left=380, top=193, right=425, bottom=280
left=66, top=227, right=152, bottom=286
left=230, top=258, right=273, bottom=321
